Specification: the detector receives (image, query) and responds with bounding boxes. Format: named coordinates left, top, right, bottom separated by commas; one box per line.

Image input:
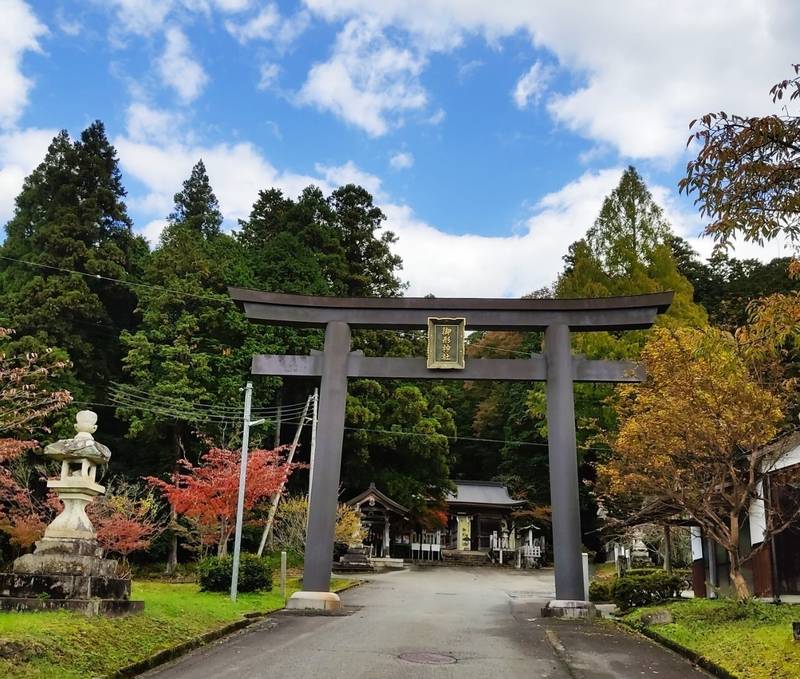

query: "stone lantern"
left=40, top=410, right=109, bottom=542
left=0, top=411, right=143, bottom=615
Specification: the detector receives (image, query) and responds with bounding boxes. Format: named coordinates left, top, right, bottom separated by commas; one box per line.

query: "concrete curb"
left=614, top=619, right=739, bottom=679
left=107, top=580, right=364, bottom=678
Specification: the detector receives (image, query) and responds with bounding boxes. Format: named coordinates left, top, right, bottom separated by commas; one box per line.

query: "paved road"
left=145, top=567, right=710, bottom=679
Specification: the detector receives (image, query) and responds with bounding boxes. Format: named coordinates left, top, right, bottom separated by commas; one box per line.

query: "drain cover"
left=398, top=652, right=457, bottom=665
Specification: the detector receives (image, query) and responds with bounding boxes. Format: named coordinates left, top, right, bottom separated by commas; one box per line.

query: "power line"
left=467, top=344, right=537, bottom=358
left=109, top=384, right=310, bottom=416
left=75, top=396, right=608, bottom=453
left=108, top=395, right=310, bottom=425
left=0, top=254, right=234, bottom=305
left=342, top=425, right=608, bottom=452
left=108, top=397, right=240, bottom=423
left=2, top=255, right=556, bottom=362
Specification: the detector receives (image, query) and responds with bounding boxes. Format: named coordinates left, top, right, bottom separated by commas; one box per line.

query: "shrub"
left=197, top=553, right=273, bottom=593
left=611, top=571, right=686, bottom=610
left=589, top=579, right=612, bottom=603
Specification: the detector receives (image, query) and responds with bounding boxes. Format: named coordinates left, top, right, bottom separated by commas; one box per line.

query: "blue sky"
left=0, top=1, right=796, bottom=296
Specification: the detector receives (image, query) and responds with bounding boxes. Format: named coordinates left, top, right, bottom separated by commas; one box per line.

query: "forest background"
left=0, top=119, right=797, bottom=565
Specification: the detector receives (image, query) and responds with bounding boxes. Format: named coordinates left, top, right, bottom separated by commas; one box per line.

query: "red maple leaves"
left=147, top=447, right=298, bottom=556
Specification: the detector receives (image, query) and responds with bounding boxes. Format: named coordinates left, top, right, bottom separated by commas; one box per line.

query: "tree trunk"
left=165, top=506, right=178, bottom=575
left=727, top=513, right=750, bottom=600
left=663, top=524, right=672, bottom=573
left=217, top=520, right=228, bottom=557
left=730, top=552, right=751, bottom=600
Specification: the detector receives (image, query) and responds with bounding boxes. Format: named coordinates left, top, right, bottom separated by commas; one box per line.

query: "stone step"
left=441, top=550, right=492, bottom=566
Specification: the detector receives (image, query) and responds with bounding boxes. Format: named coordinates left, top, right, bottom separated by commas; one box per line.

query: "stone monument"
left=0, top=411, right=143, bottom=615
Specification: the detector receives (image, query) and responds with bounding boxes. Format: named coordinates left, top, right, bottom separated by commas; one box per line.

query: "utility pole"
left=257, top=394, right=313, bottom=556
left=230, top=382, right=265, bottom=601
left=273, top=396, right=282, bottom=448
left=308, top=388, right=319, bottom=497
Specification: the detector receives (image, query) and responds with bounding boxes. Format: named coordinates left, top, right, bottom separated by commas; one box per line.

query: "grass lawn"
left=0, top=577, right=354, bottom=679
left=623, top=598, right=800, bottom=679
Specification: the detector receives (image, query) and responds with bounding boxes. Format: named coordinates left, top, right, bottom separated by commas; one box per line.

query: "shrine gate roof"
left=229, top=288, right=673, bottom=331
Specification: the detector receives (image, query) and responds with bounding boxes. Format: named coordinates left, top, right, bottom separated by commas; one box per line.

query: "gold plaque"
left=427, top=317, right=466, bottom=369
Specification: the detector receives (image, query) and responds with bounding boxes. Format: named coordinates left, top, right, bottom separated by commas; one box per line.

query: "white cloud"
left=257, top=62, right=279, bottom=90
left=225, top=4, right=279, bottom=43
left=55, top=8, right=82, bottom=36
left=386, top=169, right=625, bottom=296
left=115, top=137, right=339, bottom=228
left=457, top=59, right=482, bottom=82
left=211, top=0, right=251, bottom=11
left=513, top=61, right=553, bottom=109
left=0, top=0, right=47, bottom=129
left=387, top=166, right=791, bottom=297
left=314, top=160, right=384, bottom=198
left=0, top=127, right=56, bottom=222
left=426, top=108, right=446, bottom=125
left=106, top=0, right=173, bottom=35
left=141, top=218, right=168, bottom=245
left=157, top=26, right=208, bottom=104
left=225, top=5, right=309, bottom=48
left=649, top=183, right=793, bottom=264
left=124, top=102, right=185, bottom=144
left=389, top=151, right=413, bottom=169
left=298, top=18, right=428, bottom=136
left=301, top=1, right=800, bottom=161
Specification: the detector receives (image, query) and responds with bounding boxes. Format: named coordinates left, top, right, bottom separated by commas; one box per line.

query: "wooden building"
left=444, top=481, right=525, bottom=552
left=691, top=432, right=800, bottom=599
left=346, top=483, right=410, bottom=558
left=346, top=480, right=526, bottom=561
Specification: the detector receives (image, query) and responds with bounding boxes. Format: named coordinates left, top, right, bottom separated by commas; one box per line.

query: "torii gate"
left=230, top=288, right=673, bottom=609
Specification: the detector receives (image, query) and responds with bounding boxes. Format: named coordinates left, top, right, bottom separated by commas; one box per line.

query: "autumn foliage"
left=88, top=479, right=165, bottom=562
left=272, top=495, right=364, bottom=555
left=0, top=328, right=71, bottom=550
left=148, top=447, right=296, bottom=556
left=598, top=327, right=784, bottom=599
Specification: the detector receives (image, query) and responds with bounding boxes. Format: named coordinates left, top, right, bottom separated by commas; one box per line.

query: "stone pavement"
left=144, top=566, right=711, bottom=679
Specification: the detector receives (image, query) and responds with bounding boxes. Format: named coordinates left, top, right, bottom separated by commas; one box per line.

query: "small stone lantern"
left=0, top=411, right=143, bottom=615
left=41, top=410, right=110, bottom=541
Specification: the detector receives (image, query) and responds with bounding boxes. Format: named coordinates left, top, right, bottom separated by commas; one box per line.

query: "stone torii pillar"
left=229, top=288, right=673, bottom=610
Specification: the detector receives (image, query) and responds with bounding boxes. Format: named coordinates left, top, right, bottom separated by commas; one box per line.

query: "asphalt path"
left=144, top=566, right=711, bottom=679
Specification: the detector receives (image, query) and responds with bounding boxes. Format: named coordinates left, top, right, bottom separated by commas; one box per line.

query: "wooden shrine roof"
left=347, top=483, right=410, bottom=516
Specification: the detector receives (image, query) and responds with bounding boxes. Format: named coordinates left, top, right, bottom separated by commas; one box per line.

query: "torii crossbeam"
left=230, top=288, right=673, bottom=608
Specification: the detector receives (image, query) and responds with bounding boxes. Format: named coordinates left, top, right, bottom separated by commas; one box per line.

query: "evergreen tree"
left=344, top=381, right=456, bottom=510
left=585, top=166, right=671, bottom=278
left=237, top=182, right=450, bottom=503
left=118, top=160, right=256, bottom=474
left=669, top=236, right=800, bottom=330
left=0, top=122, right=146, bottom=408
left=328, top=185, right=404, bottom=297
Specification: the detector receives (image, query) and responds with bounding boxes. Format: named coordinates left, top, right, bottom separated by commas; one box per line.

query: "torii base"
left=541, top=600, right=597, bottom=619
left=287, top=590, right=342, bottom=612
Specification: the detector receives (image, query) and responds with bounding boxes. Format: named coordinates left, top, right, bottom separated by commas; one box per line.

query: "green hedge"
left=611, top=571, right=687, bottom=610
left=197, top=553, right=273, bottom=593
left=589, top=579, right=613, bottom=603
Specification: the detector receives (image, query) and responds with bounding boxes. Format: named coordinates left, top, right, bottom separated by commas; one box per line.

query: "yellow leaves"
left=334, top=503, right=364, bottom=544
left=597, top=326, right=782, bottom=504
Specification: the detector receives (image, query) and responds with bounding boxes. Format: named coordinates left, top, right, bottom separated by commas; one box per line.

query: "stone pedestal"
left=333, top=545, right=374, bottom=573
left=286, top=590, right=342, bottom=612
left=0, top=411, right=142, bottom=616
left=0, top=538, right=141, bottom=616
left=541, top=599, right=598, bottom=619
